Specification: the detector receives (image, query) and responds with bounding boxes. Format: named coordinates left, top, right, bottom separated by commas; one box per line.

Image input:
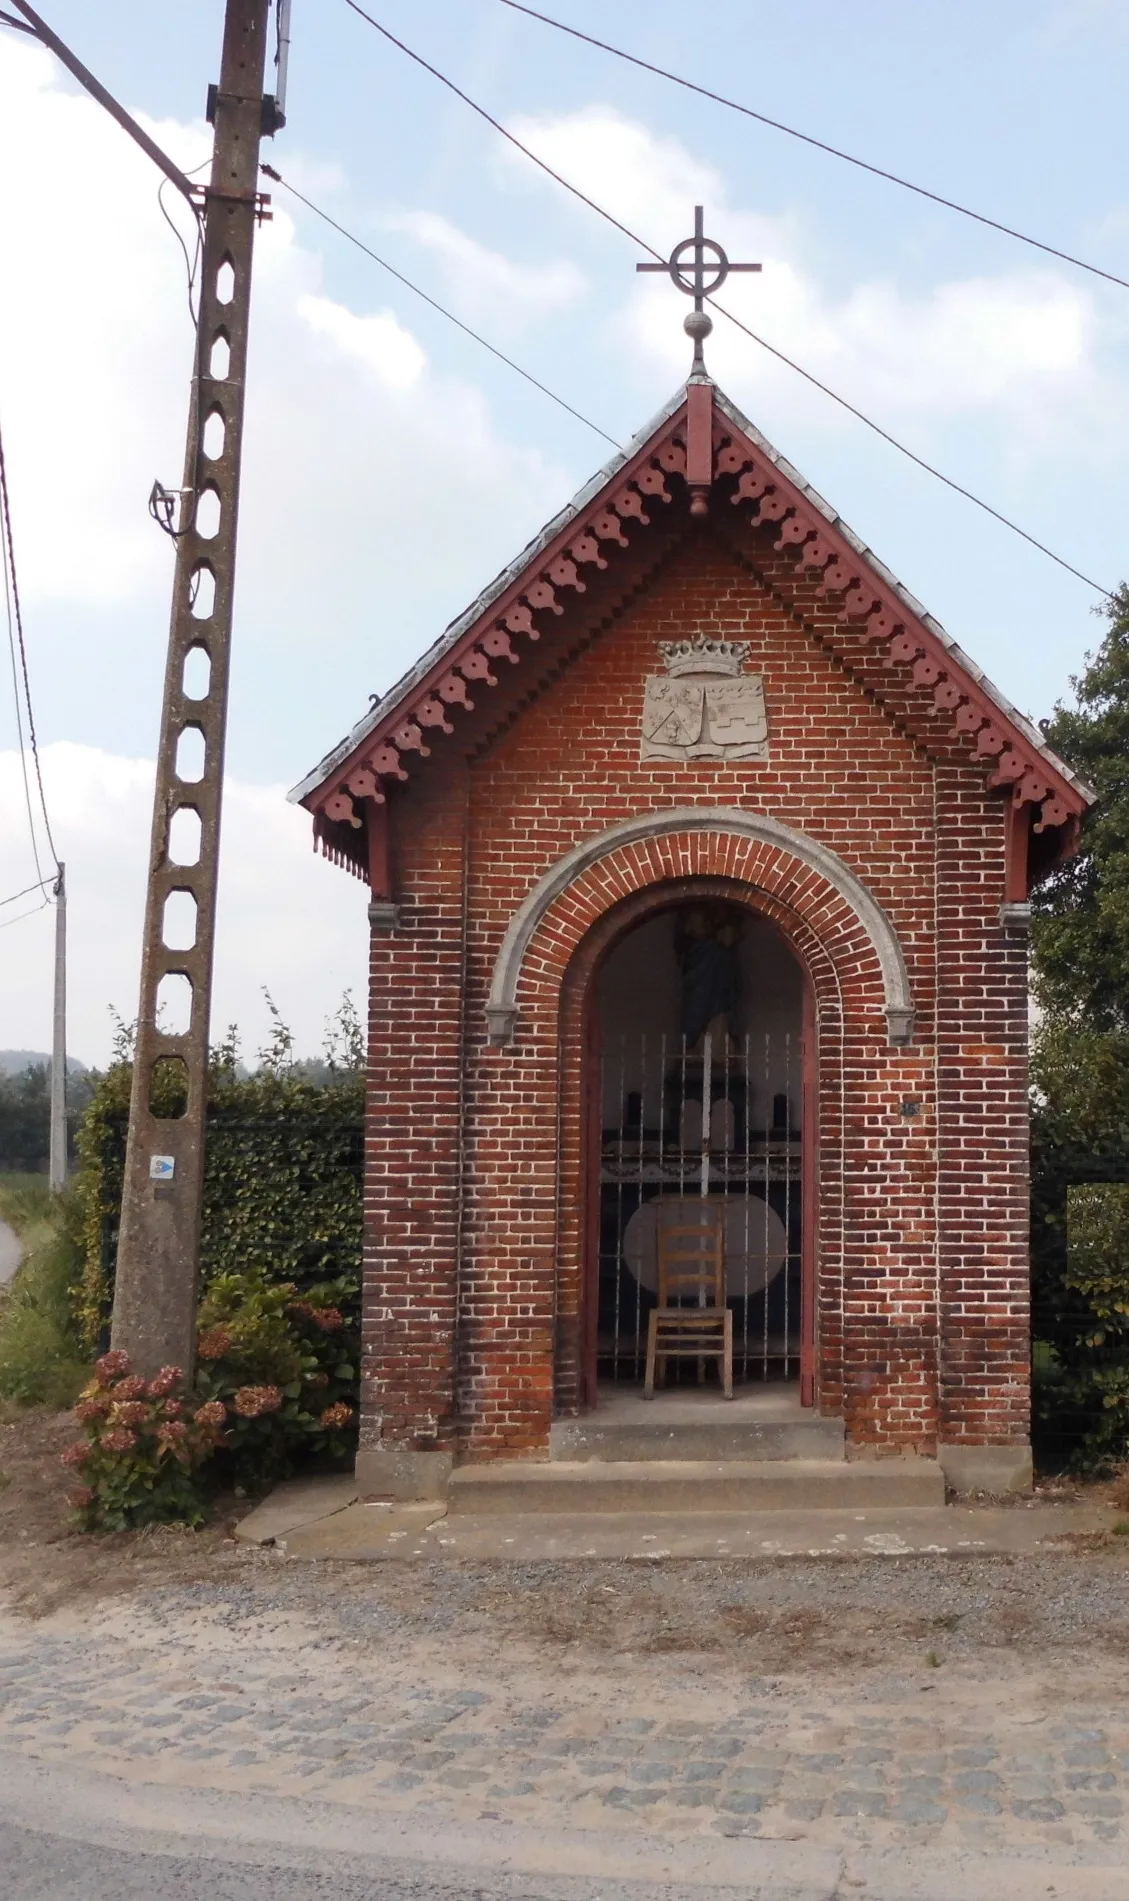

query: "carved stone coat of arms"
left=641, top=636, right=769, bottom=763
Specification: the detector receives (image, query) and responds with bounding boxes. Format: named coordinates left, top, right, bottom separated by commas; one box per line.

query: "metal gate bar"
left=598, top=1029, right=802, bottom=1384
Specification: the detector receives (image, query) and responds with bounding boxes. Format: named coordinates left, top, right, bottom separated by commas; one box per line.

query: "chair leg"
left=722, top=1310, right=734, bottom=1400
left=644, top=1313, right=658, bottom=1399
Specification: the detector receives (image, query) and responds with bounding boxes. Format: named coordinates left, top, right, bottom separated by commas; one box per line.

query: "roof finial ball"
left=636, top=204, right=761, bottom=383
left=684, top=306, right=714, bottom=378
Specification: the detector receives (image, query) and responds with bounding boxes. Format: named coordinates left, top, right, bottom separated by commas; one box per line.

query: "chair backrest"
left=656, top=1207, right=726, bottom=1309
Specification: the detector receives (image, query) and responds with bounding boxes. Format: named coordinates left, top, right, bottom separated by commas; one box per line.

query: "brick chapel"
left=294, top=341, right=1090, bottom=1503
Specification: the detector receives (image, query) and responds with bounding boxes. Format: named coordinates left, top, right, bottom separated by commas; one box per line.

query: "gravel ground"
left=134, top=1543, right=1129, bottom=1666
left=3, top=1546, right=1129, bottom=1876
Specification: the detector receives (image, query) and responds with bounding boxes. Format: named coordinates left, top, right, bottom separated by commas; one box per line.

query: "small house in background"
left=293, top=349, right=1090, bottom=1504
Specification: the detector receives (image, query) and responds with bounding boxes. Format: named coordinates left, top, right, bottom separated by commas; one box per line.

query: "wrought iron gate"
left=597, top=1029, right=804, bottom=1384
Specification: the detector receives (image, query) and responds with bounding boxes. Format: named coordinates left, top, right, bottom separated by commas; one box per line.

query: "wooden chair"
left=644, top=1204, right=733, bottom=1399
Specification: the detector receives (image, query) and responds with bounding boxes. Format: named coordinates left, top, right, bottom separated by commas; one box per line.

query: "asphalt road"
left=0, top=1818, right=829, bottom=1901
left=6, top=1754, right=1129, bottom=1901
left=0, top=1216, right=21, bottom=1285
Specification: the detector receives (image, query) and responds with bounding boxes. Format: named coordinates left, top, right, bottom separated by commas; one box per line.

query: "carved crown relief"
left=641, top=635, right=769, bottom=764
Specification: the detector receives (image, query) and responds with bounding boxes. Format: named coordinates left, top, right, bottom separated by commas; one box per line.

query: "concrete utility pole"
left=111, top=0, right=274, bottom=1376
left=48, top=862, right=66, bottom=1194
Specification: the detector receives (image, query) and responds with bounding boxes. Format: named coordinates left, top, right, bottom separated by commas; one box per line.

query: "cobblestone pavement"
left=2, top=1564, right=1129, bottom=1867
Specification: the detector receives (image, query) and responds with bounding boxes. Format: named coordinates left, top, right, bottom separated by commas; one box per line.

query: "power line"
left=498, top=1, right=1129, bottom=297
left=342, top=4, right=1114, bottom=600
left=0, top=416, right=61, bottom=874
left=0, top=874, right=54, bottom=909
left=259, top=162, right=621, bottom=450
left=0, top=895, right=51, bottom=932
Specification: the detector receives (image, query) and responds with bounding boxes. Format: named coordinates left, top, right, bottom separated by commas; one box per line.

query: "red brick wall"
left=361, top=527, right=1029, bottom=1459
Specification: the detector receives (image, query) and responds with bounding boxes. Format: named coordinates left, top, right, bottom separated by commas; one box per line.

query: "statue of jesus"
left=678, top=909, right=742, bottom=1052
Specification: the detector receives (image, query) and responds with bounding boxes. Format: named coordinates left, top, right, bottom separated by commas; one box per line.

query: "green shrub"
left=59, top=1273, right=360, bottom=1525
left=74, top=1050, right=363, bottom=1350
left=0, top=1189, right=89, bottom=1409
left=193, top=1270, right=359, bottom=1490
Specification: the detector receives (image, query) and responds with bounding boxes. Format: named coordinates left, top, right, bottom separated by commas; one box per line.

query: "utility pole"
left=48, top=862, right=66, bottom=1193
left=110, top=0, right=275, bottom=1376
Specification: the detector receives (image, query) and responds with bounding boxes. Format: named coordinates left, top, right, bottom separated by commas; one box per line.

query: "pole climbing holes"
left=215, top=257, right=235, bottom=305
left=149, top=1055, right=189, bottom=1120
left=202, top=409, right=226, bottom=461
left=155, top=971, right=193, bottom=1037
left=189, top=564, right=216, bottom=620
left=168, top=807, right=202, bottom=867
left=182, top=645, right=211, bottom=701
left=195, top=487, right=221, bottom=540
left=175, top=726, right=206, bottom=783
left=209, top=332, right=231, bottom=380
left=162, top=889, right=198, bottom=952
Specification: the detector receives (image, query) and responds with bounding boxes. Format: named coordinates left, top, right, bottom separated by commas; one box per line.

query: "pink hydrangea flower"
left=193, top=1399, right=228, bottom=1429
left=318, top=1402, right=354, bottom=1430
left=67, top=1485, right=95, bottom=1509
left=94, top=1349, right=130, bottom=1385
left=112, top=1375, right=148, bottom=1402
left=312, top=1308, right=344, bottom=1333
left=232, top=1385, right=283, bottom=1419
left=147, top=1365, right=183, bottom=1398
left=197, top=1327, right=234, bottom=1362
left=101, top=1427, right=138, bottom=1454
left=156, top=1421, right=190, bottom=1459
left=108, top=1400, right=149, bottom=1429
left=74, top=1395, right=111, bottom=1425
left=60, top=1441, right=90, bottom=1469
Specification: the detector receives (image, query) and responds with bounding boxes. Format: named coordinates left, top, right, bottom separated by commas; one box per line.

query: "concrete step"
left=448, top=1457, right=946, bottom=1516
left=551, top=1411, right=845, bottom=1464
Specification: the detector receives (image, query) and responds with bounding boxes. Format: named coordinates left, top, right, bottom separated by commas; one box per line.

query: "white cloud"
left=0, top=744, right=367, bottom=1069
left=387, top=208, right=585, bottom=319
left=506, top=106, right=1112, bottom=440
left=0, top=32, right=572, bottom=653
left=298, top=293, right=426, bottom=389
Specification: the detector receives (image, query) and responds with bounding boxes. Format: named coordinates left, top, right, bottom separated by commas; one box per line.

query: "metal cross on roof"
left=637, top=205, right=761, bottom=373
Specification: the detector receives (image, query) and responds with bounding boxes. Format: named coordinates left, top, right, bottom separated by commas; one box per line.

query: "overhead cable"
left=0, top=418, right=61, bottom=874
left=260, top=163, right=621, bottom=450
left=342, top=4, right=1114, bottom=600
left=0, top=874, right=55, bottom=909
left=498, top=0, right=1129, bottom=296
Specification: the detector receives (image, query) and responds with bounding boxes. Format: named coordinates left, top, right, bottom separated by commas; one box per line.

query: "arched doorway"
left=582, top=893, right=815, bottom=1407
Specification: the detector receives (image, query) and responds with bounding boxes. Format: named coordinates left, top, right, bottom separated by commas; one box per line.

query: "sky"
left=1, top=0, right=1127, bottom=1065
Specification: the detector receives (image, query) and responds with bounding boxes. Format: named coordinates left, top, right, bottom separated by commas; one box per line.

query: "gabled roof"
left=291, top=378, right=1092, bottom=875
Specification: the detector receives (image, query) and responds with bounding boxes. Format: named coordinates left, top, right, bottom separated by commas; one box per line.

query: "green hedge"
left=75, top=1056, right=365, bottom=1351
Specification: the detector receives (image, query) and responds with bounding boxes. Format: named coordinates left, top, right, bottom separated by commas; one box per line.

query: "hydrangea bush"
left=62, top=1270, right=360, bottom=1529
left=63, top=1353, right=227, bottom=1531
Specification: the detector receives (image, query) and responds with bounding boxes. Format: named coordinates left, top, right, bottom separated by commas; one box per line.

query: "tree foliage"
left=1034, top=584, right=1129, bottom=1030
left=0, top=1063, right=95, bottom=1174
left=1031, top=588, right=1129, bottom=1468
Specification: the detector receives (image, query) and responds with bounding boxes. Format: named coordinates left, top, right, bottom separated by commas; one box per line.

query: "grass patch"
left=0, top=1173, right=52, bottom=1236
left=0, top=1188, right=89, bottom=1409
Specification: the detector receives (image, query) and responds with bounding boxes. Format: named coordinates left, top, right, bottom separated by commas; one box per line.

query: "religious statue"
left=677, top=908, right=742, bottom=1052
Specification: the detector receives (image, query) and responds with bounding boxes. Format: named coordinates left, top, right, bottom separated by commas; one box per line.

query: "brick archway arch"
left=476, top=818, right=910, bottom=1426
left=485, top=807, right=915, bottom=1049
left=461, top=817, right=935, bottom=1456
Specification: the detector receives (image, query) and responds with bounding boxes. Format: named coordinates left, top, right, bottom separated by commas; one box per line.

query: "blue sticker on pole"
left=149, top=1155, right=176, bottom=1182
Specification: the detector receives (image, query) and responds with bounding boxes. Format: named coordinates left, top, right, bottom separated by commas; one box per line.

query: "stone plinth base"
left=939, top=1442, right=1033, bottom=1495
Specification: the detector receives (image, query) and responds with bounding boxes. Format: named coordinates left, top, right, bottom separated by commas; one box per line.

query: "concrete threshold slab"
left=234, top=1474, right=359, bottom=1546
left=273, top=1499, right=1118, bottom=1561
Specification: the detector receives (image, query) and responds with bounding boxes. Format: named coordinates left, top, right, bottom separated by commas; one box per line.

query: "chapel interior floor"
left=591, top=1381, right=811, bottom=1424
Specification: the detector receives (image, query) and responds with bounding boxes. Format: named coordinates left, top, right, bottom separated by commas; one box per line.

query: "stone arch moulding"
left=484, top=806, right=916, bottom=1049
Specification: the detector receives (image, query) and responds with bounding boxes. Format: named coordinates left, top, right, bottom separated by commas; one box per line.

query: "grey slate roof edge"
left=289, top=379, right=1094, bottom=807
left=288, top=387, right=687, bottom=805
